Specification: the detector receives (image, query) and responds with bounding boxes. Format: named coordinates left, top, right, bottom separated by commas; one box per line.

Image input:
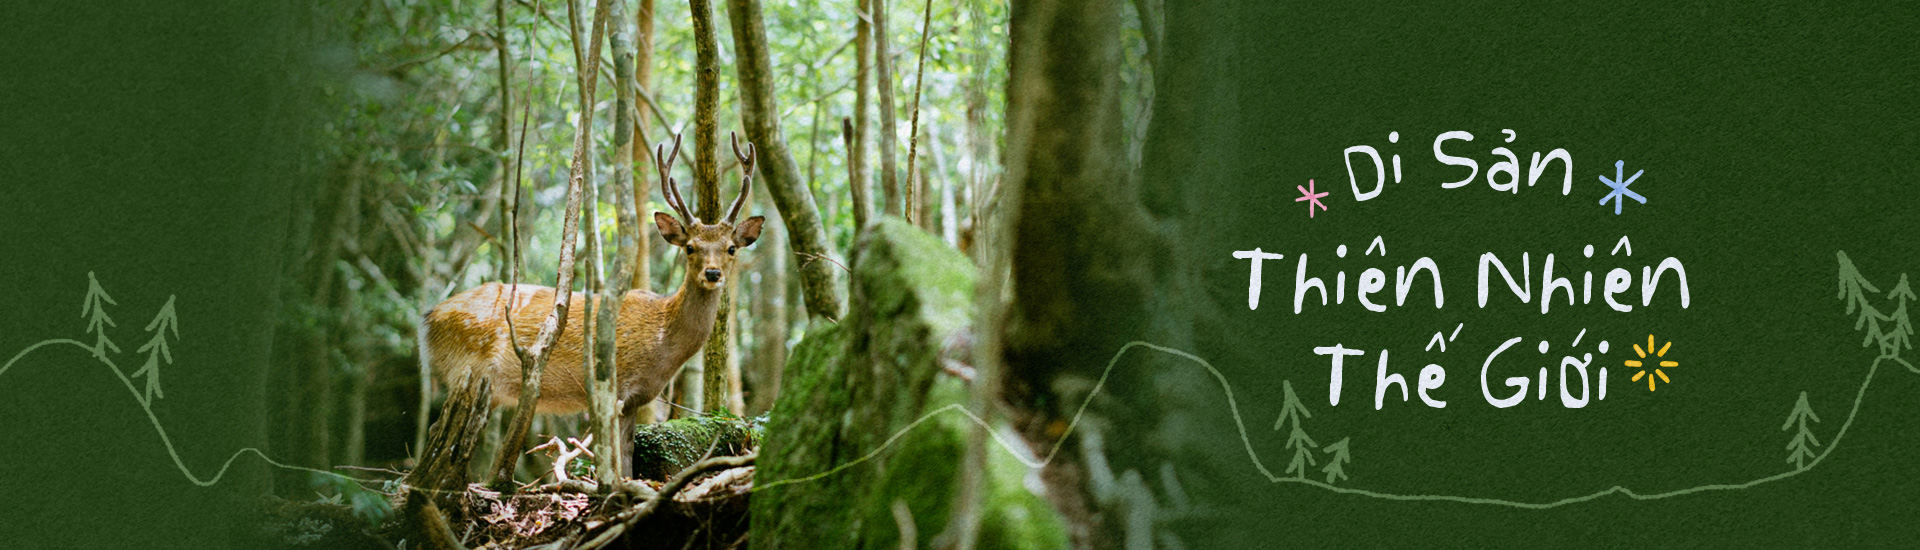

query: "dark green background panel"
left=0, top=1, right=302, bottom=548
left=1157, top=1, right=1918, bottom=547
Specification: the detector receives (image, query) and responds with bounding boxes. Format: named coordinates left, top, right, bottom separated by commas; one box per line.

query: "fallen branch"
left=335, top=464, right=409, bottom=478
left=527, top=434, right=596, bottom=487
left=571, top=452, right=758, bottom=550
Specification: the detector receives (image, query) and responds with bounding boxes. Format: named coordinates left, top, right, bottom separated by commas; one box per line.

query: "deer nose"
left=704, top=268, right=722, bottom=282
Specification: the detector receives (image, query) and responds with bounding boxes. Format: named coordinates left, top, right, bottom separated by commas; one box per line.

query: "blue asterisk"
left=1598, top=160, right=1646, bottom=215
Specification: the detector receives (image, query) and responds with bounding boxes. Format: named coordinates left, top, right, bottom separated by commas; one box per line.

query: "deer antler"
left=656, top=133, right=693, bottom=225
left=726, top=131, right=756, bottom=224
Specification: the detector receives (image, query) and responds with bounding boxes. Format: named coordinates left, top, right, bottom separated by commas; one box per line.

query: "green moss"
left=750, top=322, right=857, bottom=547
left=853, top=376, right=967, bottom=545
left=753, top=219, right=1065, bottom=549
left=630, top=416, right=760, bottom=481
left=853, top=218, right=976, bottom=338
left=980, top=432, right=1070, bottom=550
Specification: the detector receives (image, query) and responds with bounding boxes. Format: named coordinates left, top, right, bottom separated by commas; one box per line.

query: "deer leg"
left=618, top=397, right=646, bottom=479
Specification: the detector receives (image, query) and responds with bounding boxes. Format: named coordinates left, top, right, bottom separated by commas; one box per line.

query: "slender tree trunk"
left=844, top=118, right=868, bottom=237
left=303, top=285, right=330, bottom=471
left=873, top=0, right=901, bottom=215
left=725, top=278, right=744, bottom=414
left=577, top=194, right=603, bottom=479
left=488, top=0, right=611, bottom=485
left=630, top=0, right=655, bottom=291
left=921, top=170, right=933, bottom=233
left=950, top=52, right=999, bottom=548
left=748, top=190, right=787, bottom=415
left=494, top=0, right=516, bottom=281
left=487, top=0, right=537, bottom=474
left=702, top=214, right=736, bottom=414
left=415, top=325, right=433, bottom=465
left=902, top=0, right=933, bottom=228
left=851, top=0, right=874, bottom=235
left=727, top=0, right=847, bottom=322
left=586, top=0, right=643, bottom=487
left=687, top=0, right=735, bottom=414
left=307, top=167, right=359, bottom=471
left=340, top=348, right=370, bottom=468
left=932, top=125, right=958, bottom=246
left=690, top=0, right=721, bottom=217
left=673, top=356, right=704, bottom=417
left=963, top=95, right=986, bottom=258
left=959, top=0, right=991, bottom=260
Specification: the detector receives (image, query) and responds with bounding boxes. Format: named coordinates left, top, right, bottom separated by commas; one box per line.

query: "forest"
left=252, top=0, right=1194, bottom=547
left=18, top=0, right=1920, bottom=548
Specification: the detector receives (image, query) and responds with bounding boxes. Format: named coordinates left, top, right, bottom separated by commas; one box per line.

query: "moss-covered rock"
left=751, top=218, right=1065, bottom=549
left=630, top=415, right=762, bottom=482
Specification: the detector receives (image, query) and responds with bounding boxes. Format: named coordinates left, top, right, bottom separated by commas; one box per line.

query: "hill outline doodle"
left=2, top=253, right=1914, bottom=509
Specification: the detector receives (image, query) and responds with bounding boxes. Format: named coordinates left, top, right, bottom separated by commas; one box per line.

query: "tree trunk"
left=306, top=166, right=360, bottom=472
left=494, top=0, right=516, bottom=282
left=851, top=0, right=874, bottom=235
left=585, top=0, right=644, bottom=488
left=902, top=0, right=933, bottom=229
left=747, top=188, right=787, bottom=415
left=407, top=368, right=493, bottom=501
left=488, top=0, right=611, bottom=485
left=727, top=0, right=847, bottom=322
left=630, top=0, right=655, bottom=291
left=962, top=12, right=989, bottom=260
left=845, top=118, right=869, bottom=240
left=949, top=3, right=1000, bottom=534
left=931, top=124, right=957, bottom=246
left=1002, top=0, right=1159, bottom=547
left=690, top=0, right=722, bottom=219
left=340, top=346, right=370, bottom=468
left=873, top=0, right=901, bottom=216
left=703, top=266, right=735, bottom=414
left=725, top=279, right=744, bottom=414
left=687, top=0, right=734, bottom=414
left=673, top=355, right=704, bottom=417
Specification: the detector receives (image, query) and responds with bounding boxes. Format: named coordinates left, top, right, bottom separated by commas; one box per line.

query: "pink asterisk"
left=1295, top=179, right=1329, bottom=218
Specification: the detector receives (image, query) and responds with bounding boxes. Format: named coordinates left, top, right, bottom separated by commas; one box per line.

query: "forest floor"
left=247, top=418, right=763, bottom=550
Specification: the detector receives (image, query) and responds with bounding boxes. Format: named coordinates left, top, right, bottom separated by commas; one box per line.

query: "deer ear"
left=655, top=212, right=688, bottom=246
left=733, top=216, right=765, bottom=247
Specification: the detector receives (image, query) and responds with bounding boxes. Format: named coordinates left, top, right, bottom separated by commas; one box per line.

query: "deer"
left=417, top=132, right=764, bottom=476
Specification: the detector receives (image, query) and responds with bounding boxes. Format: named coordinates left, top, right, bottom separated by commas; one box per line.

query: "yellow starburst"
left=1626, top=334, right=1678, bottom=391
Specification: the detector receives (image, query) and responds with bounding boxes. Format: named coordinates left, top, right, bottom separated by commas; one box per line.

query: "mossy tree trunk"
left=1001, top=0, right=1170, bottom=547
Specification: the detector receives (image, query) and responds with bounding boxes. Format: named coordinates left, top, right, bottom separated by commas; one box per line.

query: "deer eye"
left=685, top=245, right=696, bottom=254
left=727, top=246, right=737, bottom=255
